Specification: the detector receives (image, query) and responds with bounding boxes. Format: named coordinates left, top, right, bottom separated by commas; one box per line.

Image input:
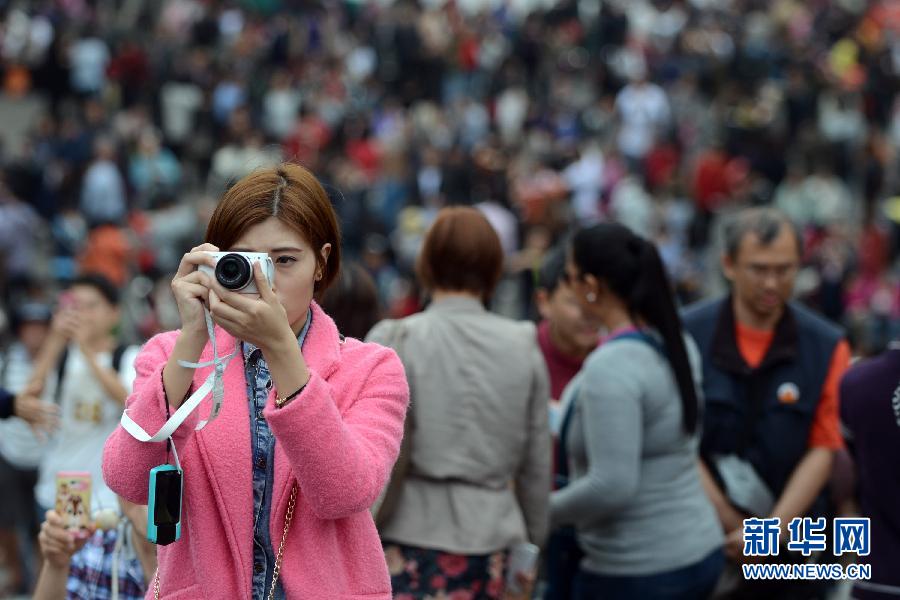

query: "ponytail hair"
left=571, top=224, right=699, bottom=435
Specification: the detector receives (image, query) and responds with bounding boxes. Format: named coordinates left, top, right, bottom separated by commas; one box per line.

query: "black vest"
left=683, top=297, right=843, bottom=499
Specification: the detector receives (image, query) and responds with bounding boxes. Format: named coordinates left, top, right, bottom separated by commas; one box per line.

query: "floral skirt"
left=384, top=542, right=507, bottom=599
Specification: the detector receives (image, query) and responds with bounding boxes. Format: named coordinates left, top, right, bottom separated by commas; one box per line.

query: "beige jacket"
left=366, top=295, right=551, bottom=554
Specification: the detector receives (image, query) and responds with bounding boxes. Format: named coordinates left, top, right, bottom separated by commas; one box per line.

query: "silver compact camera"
left=199, top=252, right=274, bottom=294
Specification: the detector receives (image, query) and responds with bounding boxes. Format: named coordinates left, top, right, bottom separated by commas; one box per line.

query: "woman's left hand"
left=503, top=571, right=535, bottom=600
left=206, top=262, right=294, bottom=351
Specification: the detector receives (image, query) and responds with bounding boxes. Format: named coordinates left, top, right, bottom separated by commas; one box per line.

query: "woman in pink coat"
left=103, top=163, right=409, bottom=599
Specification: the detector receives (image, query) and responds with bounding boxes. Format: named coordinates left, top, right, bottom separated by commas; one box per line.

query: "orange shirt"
left=77, top=225, right=132, bottom=287
left=735, top=321, right=850, bottom=450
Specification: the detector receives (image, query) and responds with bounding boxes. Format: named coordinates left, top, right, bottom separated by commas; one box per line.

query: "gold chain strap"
left=151, top=482, right=298, bottom=600
left=267, top=482, right=299, bottom=600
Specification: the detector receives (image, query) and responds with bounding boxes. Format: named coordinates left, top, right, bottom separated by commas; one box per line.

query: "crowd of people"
left=0, top=0, right=898, bottom=348
left=0, top=0, right=898, bottom=599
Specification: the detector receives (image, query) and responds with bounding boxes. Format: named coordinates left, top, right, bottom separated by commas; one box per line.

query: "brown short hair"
left=205, top=163, right=341, bottom=295
left=416, top=206, right=503, bottom=299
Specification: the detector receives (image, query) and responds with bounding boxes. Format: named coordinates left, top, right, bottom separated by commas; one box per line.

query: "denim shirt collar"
left=242, top=308, right=313, bottom=360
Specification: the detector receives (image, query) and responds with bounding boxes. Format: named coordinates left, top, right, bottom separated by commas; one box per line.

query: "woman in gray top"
left=550, top=223, right=723, bottom=599
left=368, top=207, right=550, bottom=599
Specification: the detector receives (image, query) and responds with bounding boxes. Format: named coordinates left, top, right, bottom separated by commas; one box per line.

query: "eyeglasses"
left=741, top=263, right=799, bottom=281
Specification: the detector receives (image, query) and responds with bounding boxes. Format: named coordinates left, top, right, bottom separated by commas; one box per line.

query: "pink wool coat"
left=103, top=302, right=408, bottom=599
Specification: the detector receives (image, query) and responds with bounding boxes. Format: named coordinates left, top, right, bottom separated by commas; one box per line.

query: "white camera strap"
left=120, top=308, right=238, bottom=443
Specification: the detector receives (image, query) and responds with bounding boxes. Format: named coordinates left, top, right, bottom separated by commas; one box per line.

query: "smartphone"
left=55, top=471, right=91, bottom=534
left=148, top=464, right=183, bottom=545
left=506, top=542, right=540, bottom=595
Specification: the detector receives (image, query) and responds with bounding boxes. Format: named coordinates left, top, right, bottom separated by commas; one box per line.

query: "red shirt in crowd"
left=537, top=319, right=592, bottom=401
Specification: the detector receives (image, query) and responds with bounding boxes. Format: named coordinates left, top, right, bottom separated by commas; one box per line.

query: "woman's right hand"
left=171, top=244, right=219, bottom=335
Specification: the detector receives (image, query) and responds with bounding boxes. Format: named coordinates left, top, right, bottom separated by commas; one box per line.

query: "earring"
left=586, top=292, right=597, bottom=303
left=315, top=272, right=322, bottom=281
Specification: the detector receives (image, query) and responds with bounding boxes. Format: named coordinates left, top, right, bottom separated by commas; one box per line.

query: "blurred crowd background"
left=0, top=0, right=899, bottom=355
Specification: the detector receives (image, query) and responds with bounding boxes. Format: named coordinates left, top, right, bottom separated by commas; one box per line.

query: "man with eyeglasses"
left=682, top=207, right=851, bottom=598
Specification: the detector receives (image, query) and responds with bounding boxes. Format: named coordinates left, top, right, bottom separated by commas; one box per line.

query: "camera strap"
left=119, top=308, right=238, bottom=443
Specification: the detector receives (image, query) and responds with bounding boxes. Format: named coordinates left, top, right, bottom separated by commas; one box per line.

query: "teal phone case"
left=147, top=464, right=182, bottom=545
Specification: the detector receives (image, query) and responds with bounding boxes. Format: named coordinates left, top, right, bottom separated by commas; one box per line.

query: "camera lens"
left=215, top=254, right=252, bottom=290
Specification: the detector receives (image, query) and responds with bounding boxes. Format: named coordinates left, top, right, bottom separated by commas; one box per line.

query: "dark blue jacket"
left=0, top=387, right=13, bottom=420
left=683, top=296, right=842, bottom=500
